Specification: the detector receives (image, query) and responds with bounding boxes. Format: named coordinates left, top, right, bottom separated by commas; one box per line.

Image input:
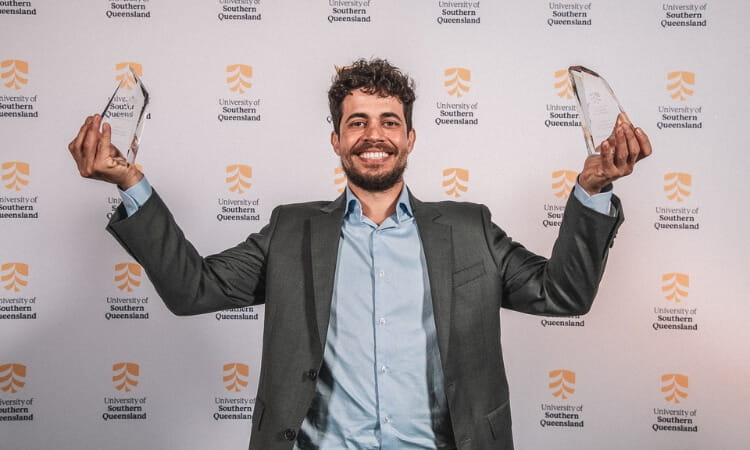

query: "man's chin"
left=343, top=167, right=405, bottom=193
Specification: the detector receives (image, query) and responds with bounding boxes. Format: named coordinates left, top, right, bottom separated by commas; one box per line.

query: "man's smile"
left=357, top=150, right=392, bottom=161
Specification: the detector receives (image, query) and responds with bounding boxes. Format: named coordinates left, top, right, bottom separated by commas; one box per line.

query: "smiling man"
left=68, top=58, right=651, bottom=449
left=332, top=87, right=413, bottom=190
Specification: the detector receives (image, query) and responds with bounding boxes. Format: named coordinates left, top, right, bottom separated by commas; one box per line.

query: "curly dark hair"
left=328, top=58, right=416, bottom=134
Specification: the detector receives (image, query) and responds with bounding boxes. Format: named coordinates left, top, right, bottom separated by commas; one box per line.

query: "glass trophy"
left=568, top=66, right=626, bottom=155
left=101, top=67, right=149, bottom=164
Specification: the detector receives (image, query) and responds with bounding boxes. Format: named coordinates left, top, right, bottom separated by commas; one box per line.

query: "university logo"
left=442, top=168, right=469, bottom=197
left=444, top=68, right=471, bottom=98
left=0, top=363, right=26, bottom=393
left=549, top=369, right=576, bottom=399
left=114, top=263, right=142, bottom=292
left=227, top=64, right=253, bottom=94
left=333, top=166, right=346, bottom=193
left=553, top=69, right=573, bottom=100
left=551, top=170, right=576, bottom=199
left=112, top=362, right=139, bottom=392
left=1, top=60, right=29, bottom=90
left=661, top=373, right=688, bottom=404
left=667, top=71, right=695, bottom=101
left=222, top=363, right=249, bottom=392
left=1, top=262, right=28, bottom=292
left=2, top=161, right=30, bottom=191
left=663, top=172, right=692, bottom=202
left=114, top=62, right=143, bottom=90
left=662, top=273, right=690, bottom=303
left=226, top=164, right=252, bottom=193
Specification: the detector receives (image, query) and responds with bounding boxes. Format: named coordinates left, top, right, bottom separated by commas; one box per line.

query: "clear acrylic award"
left=101, top=67, right=149, bottom=164
left=568, top=66, right=626, bottom=155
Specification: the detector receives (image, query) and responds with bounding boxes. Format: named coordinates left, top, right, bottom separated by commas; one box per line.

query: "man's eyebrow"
left=380, top=112, right=402, bottom=121
left=344, top=112, right=369, bottom=122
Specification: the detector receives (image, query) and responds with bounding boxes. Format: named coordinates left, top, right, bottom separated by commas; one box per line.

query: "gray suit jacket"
left=107, top=188, right=623, bottom=450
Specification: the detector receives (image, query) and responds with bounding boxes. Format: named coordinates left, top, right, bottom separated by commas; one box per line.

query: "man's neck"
left=348, top=181, right=404, bottom=226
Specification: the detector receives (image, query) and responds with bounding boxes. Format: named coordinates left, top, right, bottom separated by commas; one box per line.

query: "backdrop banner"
left=1, top=1, right=748, bottom=449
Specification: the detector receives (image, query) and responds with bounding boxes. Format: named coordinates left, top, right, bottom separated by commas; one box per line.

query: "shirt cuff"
left=573, top=183, right=614, bottom=216
left=118, top=177, right=153, bottom=217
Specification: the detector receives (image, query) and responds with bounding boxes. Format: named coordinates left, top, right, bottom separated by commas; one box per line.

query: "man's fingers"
left=635, top=127, right=653, bottom=160
left=616, top=112, right=632, bottom=126
left=80, top=115, right=104, bottom=174
left=624, top=125, right=640, bottom=167
left=599, top=140, right=614, bottom=174
left=68, top=115, right=94, bottom=160
left=613, top=125, right=628, bottom=169
left=99, top=122, right=114, bottom=157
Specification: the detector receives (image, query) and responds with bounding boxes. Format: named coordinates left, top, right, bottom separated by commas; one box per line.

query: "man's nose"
left=363, top=122, right=384, bottom=141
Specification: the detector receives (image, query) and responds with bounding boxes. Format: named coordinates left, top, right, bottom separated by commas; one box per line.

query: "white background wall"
left=1, top=1, right=748, bottom=448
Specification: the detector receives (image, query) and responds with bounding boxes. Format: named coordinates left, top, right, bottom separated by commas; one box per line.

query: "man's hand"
left=68, top=114, right=143, bottom=190
left=578, top=113, right=653, bottom=195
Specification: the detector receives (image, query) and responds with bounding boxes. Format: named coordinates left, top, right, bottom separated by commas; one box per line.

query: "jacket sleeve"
left=106, top=189, right=278, bottom=315
left=488, top=192, right=624, bottom=316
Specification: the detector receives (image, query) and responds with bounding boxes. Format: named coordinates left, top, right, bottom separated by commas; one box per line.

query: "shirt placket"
left=371, top=220, right=397, bottom=447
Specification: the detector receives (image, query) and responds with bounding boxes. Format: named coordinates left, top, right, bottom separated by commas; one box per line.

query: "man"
left=69, top=59, right=651, bottom=449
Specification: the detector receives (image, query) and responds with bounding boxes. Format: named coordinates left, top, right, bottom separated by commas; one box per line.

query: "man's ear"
left=331, top=131, right=341, bottom=156
left=407, top=128, right=416, bottom=154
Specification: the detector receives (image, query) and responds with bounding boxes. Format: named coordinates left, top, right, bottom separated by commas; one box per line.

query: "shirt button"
left=283, top=429, right=297, bottom=441
left=378, top=271, right=385, bottom=278
left=378, top=317, right=387, bottom=325
left=380, top=365, right=388, bottom=374
left=383, top=415, right=392, bottom=424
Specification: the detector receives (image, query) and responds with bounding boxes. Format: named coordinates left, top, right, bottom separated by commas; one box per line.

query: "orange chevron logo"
left=114, top=62, right=143, bottom=90
left=662, top=273, right=690, bottom=303
left=2, top=161, right=30, bottom=191
left=442, top=168, right=469, bottom=198
left=114, top=263, right=142, bottom=292
left=663, top=172, right=692, bottom=202
left=1, top=60, right=29, bottom=90
left=667, top=71, right=695, bottom=101
left=549, top=369, right=576, bottom=399
left=0, top=363, right=26, bottom=393
left=551, top=170, right=577, bottom=199
left=112, top=362, right=139, bottom=392
left=1, top=262, right=28, bottom=292
left=226, top=164, right=252, bottom=193
left=444, top=68, right=471, bottom=98
left=222, top=363, right=249, bottom=392
left=553, top=69, right=573, bottom=100
left=333, top=166, right=346, bottom=193
left=227, top=64, right=253, bottom=94
left=661, top=373, right=688, bottom=404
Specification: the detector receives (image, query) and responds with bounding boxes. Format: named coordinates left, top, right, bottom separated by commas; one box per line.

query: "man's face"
left=331, top=89, right=416, bottom=192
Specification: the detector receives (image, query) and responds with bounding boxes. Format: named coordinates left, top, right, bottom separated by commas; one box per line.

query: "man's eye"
left=350, top=121, right=366, bottom=127
left=383, top=121, right=398, bottom=127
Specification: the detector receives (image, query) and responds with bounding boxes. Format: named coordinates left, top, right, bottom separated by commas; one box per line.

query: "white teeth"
left=360, top=151, right=388, bottom=159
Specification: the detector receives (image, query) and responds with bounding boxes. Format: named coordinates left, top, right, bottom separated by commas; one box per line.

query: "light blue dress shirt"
left=295, top=187, right=452, bottom=449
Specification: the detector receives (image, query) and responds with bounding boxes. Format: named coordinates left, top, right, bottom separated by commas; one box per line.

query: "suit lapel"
left=309, top=195, right=346, bottom=348
left=411, top=195, right=454, bottom=365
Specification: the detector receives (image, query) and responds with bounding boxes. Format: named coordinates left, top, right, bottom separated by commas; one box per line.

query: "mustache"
left=351, top=140, right=397, bottom=155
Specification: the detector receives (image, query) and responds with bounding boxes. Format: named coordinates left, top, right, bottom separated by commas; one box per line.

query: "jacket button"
left=307, top=369, right=318, bottom=380
left=283, top=428, right=297, bottom=441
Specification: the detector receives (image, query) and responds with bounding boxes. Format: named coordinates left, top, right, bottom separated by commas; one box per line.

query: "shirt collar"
left=345, top=185, right=414, bottom=224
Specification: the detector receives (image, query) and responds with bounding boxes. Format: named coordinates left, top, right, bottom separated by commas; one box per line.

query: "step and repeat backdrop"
left=2, top=1, right=748, bottom=449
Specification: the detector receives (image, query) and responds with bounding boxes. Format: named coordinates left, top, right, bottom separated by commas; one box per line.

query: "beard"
left=340, top=142, right=407, bottom=192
